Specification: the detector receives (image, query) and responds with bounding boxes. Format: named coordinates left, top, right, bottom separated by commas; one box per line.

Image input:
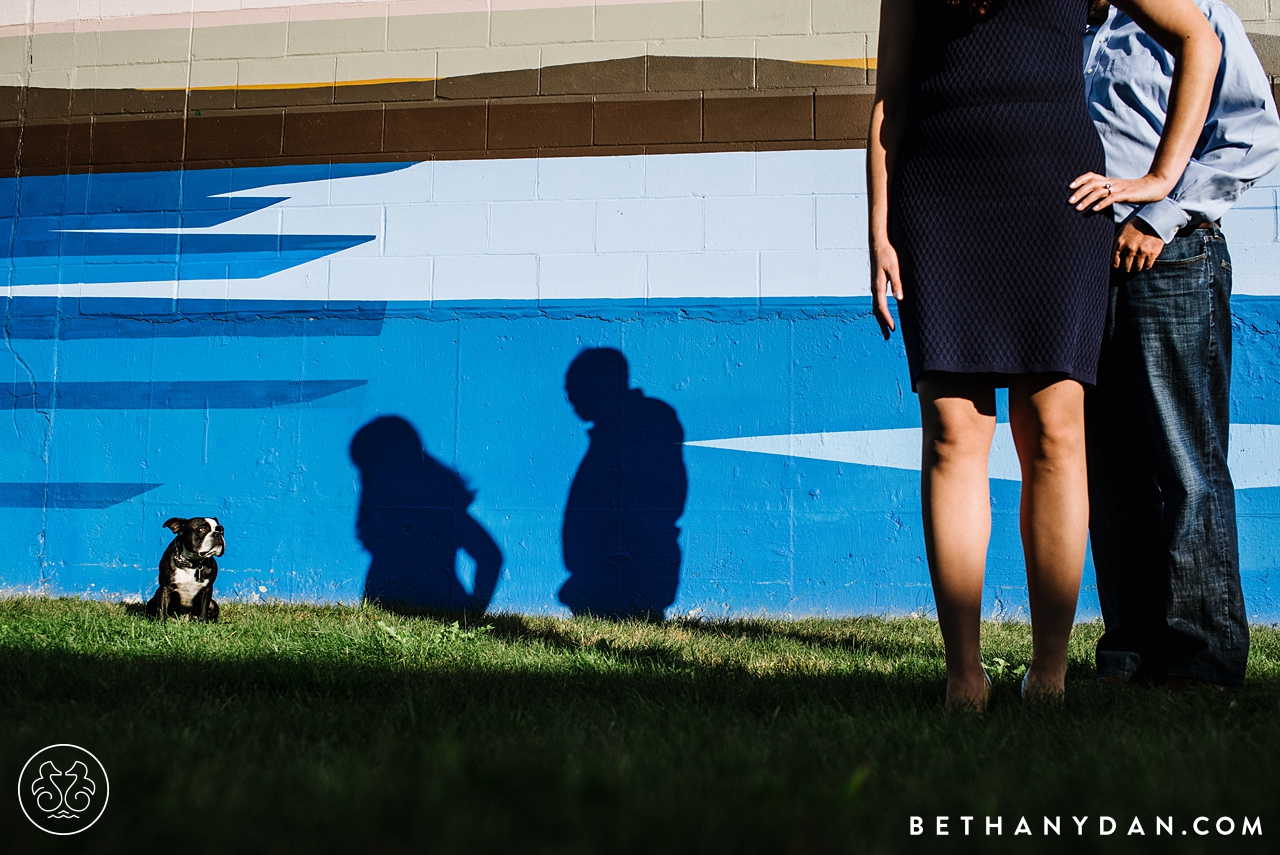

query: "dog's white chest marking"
left=172, top=565, right=208, bottom=607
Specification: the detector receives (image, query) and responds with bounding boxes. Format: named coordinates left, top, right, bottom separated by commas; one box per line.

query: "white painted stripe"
left=688, top=424, right=1280, bottom=489
left=1229, top=423, right=1280, bottom=489
left=2, top=0, right=699, bottom=35
left=17, top=153, right=852, bottom=302
left=13, top=149, right=1280, bottom=302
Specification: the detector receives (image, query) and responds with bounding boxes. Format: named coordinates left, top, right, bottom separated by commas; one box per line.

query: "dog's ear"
left=163, top=518, right=187, bottom=534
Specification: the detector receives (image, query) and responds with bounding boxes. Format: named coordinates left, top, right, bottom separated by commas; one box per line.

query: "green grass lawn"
left=0, top=597, right=1275, bottom=854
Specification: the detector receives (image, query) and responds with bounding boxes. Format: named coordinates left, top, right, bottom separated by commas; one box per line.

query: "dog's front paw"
left=205, top=600, right=220, bottom=623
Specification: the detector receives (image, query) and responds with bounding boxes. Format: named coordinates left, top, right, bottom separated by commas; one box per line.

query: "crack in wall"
left=2, top=302, right=55, bottom=590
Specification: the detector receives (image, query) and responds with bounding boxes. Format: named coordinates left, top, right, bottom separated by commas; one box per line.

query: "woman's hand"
left=1068, top=172, right=1175, bottom=213
left=871, top=239, right=904, bottom=340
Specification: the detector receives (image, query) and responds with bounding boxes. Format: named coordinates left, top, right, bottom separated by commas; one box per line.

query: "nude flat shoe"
left=945, top=667, right=992, bottom=713
left=1021, top=670, right=1065, bottom=705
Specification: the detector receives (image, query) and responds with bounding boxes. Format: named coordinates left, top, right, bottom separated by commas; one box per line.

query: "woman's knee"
left=919, top=377, right=998, bottom=468
left=924, top=409, right=995, bottom=468
left=1012, top=387, right=1086, bottom=463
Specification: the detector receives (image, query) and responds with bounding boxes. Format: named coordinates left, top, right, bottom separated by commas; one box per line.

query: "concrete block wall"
left=2, top=2, right=879, bottom=92
left=2, top=1, right=1280, bottom=622
left=0, top=1, right=889, bottom=175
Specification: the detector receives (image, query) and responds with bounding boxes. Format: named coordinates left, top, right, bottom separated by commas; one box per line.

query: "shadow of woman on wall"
left=560, top=348, right=688, bottom=621
left=351, top=416, right=502, bottom=613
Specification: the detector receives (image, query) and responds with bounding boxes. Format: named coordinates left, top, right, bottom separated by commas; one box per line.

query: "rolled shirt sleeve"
left=1134, top=198, right=1191, bottom=243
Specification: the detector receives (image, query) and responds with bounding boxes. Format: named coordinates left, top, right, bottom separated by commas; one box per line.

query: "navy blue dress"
left=890, top=0, right=1112, bottom=387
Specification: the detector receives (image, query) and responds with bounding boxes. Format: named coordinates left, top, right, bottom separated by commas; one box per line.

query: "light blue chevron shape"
left=687, top=424, right=1280, bottom=489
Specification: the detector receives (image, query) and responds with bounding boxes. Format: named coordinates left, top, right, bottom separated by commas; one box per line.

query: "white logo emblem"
left=18, top=744, right=110, bottom=835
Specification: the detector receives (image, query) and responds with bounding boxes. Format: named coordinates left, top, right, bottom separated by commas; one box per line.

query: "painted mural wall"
left=2, top=1, right=1279, bottom=621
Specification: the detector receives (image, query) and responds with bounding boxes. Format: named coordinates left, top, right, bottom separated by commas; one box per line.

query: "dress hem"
left=909, top=364, right=1097, bottom=393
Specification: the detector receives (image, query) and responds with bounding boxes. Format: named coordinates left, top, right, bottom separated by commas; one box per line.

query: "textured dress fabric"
left=890, top=0, right=1113, bottom=388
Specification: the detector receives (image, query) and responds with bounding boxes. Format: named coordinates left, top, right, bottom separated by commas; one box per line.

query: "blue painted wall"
left=3, top=151, right=1279, bottom=620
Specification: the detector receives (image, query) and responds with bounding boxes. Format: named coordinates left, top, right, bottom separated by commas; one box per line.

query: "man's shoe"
left=1164, top=676, right=1229, bottom=694
left=1095, top=674, right=1130, bottom=686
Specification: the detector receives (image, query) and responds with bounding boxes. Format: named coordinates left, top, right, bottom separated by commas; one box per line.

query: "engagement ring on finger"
left=1104, top=183, right=1112, bottom=195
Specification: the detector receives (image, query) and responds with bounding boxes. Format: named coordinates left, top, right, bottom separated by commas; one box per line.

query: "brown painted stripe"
left=4, top=96, right=875, bottom=177
left=1, top=57, right=874, bottom=177
left=2, top=56, right=866, bottom=120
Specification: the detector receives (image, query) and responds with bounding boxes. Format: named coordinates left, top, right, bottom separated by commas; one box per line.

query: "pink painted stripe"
left=2, top=0, right=697, bottom=38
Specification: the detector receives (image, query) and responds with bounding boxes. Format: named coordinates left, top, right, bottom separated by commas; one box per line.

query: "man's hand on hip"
left=1114, top=219, right=1165, bottom=273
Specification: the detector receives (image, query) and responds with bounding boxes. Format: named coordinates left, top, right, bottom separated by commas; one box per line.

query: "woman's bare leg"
left=918, top=375, right=998, bottom=710
left=1008, top=376, right=1089, bottom=698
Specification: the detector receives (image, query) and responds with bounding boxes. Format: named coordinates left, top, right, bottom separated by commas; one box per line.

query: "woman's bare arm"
left=867, top=1, right=915, bottom=339
left=1069, top=0, right=1222, bottom=211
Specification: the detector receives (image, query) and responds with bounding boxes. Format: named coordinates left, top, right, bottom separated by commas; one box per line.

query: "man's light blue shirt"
left=1084, top=0, right=1280, bottom=242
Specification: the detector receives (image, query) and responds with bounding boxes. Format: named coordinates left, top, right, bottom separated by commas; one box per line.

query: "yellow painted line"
left=796, top=58, right=877, bottom=69
left=140, top=77, right=438, bottom=92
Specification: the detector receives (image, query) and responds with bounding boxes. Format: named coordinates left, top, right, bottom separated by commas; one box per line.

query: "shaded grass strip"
left=0, top=597, right=1276, bottom=854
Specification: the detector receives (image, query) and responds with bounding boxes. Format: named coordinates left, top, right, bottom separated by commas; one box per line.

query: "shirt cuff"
left=1133, top=199, right=1192, bottom=244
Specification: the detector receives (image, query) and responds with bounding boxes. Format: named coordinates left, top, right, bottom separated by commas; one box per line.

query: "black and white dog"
left=146, top=517, right=225, bottom=621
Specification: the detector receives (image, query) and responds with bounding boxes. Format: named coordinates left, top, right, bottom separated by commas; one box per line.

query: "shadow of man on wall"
left=560, top=348, right=688, bottom=620
left=351, top=416, right=502, bottom=613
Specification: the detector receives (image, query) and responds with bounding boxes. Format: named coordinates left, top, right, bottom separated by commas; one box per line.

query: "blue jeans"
left=1085, top=225, right=1249, bottom=687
